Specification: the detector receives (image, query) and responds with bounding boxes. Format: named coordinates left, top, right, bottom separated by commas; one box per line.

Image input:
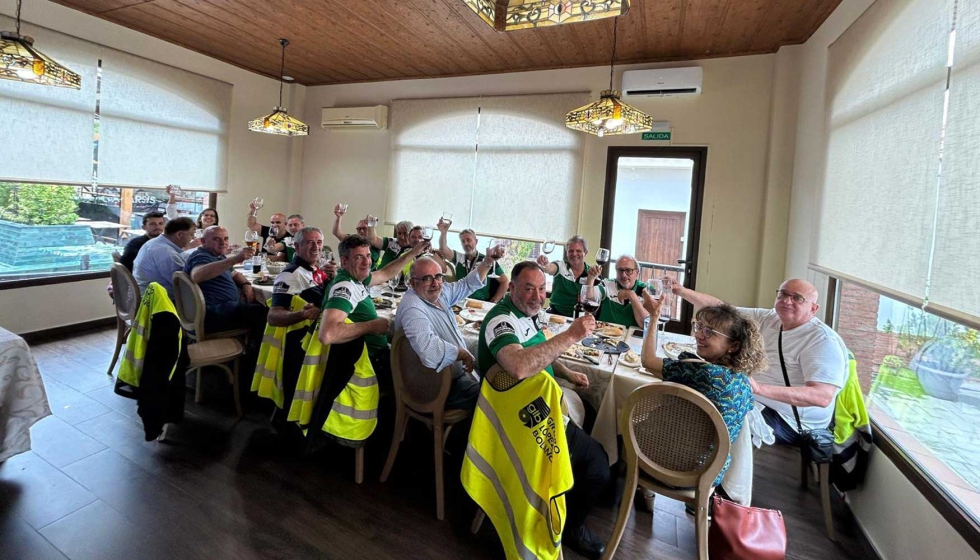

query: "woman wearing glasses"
left=638, top=291, right=768, bottom=487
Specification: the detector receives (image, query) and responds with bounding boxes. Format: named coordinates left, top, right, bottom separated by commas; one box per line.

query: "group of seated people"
left=113, top=195, right=849, bottom=560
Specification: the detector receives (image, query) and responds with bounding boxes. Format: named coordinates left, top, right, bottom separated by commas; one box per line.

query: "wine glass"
left=422, top=226, right=434, bottom=254
left=194, top=228, right=204, bottom=240
left=441, top=212, right=453, bottom=228
left=543, top=240, right=556, bottom=255
left=367, top=215, right=378, bottom=228
left=338, top=203, right=349, bottom=215
left=579, top=284, right=601, bottom=317
left=243, top=230, right=259, bottom=267
left=167, top=184, right=181, bottom=197
left=252, top=197, right=264, bottom=210
left=596, top=248, right=611, bottom=268
left=487, top=239, right=505, bottom=278
left=648, top=278, right=664, bottom=299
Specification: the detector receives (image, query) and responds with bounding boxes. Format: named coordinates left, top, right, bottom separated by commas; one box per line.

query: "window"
left=835, top=280, right=980, bottom=523
left=0, top=183, right=211, bottom=284
left=386, top=93, right=590, bottom=242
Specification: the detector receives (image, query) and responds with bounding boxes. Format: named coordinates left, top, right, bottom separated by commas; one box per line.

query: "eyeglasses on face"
left=775, top=290, right=811, bottom=305
left=412, top=274, right=444, bottom=285
left=615, top=268, right=637, bottom=274
left=692, top=321, right=732, bottom=340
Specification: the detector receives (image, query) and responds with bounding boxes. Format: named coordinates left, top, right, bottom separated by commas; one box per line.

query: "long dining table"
left=244, top=271, right=695, bottom=457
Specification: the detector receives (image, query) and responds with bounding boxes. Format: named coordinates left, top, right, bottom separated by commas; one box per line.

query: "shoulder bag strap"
left=778, top=329, right=806, bottom=434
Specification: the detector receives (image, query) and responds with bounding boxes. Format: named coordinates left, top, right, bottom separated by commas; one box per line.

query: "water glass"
left=367, top=215, right=378, bottom=228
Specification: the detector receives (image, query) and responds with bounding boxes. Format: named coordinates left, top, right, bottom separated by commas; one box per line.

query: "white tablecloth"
left=0, top=327, right=51, bottom=463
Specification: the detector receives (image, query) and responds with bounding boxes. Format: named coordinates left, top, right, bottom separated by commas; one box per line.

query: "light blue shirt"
left=394, top=269, right=487, bottom=376
left=133, top=234, right=185, bottom=297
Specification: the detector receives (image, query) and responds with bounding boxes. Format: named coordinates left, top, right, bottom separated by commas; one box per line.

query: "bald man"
left=668, top=278, right=847, bottom=444
left=246, top=200, right=288, bottom=254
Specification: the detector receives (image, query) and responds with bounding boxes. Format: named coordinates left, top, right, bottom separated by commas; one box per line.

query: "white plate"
left=663, top=341, right=698, bottom=360
left=459, top=308, right=488, bottom=322
left=620, top=356, right=642, bottom=368
left=463, top=323, right=482, bottom=335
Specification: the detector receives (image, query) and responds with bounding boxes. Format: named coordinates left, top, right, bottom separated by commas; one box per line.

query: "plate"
left=562, top=344, right=601, bottom=365
left=582, top=337, right=630, bottom=354
left=459, top=308, right=488, bottom=322
left=619, top=349, right=641, bottom=368
left=663, top=341, right=698, bottom=360
left=463, top=322, right=482, bottom=335
left=595, top=323, right=626, bottom=338
left=251, top=277, right=274, bottom=286
left=372, top=297, right=394, bottom=309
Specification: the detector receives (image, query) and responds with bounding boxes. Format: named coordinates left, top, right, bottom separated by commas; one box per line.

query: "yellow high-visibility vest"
left=287, top=320, right=379, bottom=443
left=118, top=282, right=181, bottom=388
left=461, top=371, right=573, bottom=560
left=250, top=295, right=312, bottom=409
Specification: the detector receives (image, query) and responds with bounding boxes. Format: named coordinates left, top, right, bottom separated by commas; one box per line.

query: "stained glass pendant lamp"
left=0, top=0, right=81, bottom=88
left=462, top=0, right=629, bottom=32
left=248, top=38, right=308, bottom=137
left=565, top=17, right=653, bottom=137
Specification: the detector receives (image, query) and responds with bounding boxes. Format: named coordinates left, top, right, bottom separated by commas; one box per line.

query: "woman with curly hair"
left=639, top=292, right=767, bottom=486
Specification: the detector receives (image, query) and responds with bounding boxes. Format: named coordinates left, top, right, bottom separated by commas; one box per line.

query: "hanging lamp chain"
left=15, top=0, right=23, bottom=34
left=608, top=17, right=618, bottom=92
left=278, top=39, right=286, bottom=108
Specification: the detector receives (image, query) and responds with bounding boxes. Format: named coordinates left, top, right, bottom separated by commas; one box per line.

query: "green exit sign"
left=642, top=131, right=671, bottom=141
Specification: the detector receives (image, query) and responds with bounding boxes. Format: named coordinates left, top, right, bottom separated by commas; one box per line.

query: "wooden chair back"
left=110, top=263, right=140, bottom=327
left=391, top=329, right=453, bottom=414
left=620, top=382, right=730, bottom=492
left=172, top=271, right=206, bottom=342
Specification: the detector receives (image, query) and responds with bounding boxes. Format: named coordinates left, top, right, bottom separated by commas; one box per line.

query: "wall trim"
left=871, top=419, right=980, bottom=555
left=20, top=317, right=115, bottom=344
left=0, top=271, right=110, bottom=290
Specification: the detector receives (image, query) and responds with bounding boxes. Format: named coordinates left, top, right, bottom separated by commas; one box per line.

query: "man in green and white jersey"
left=436, top=220, right=508, bottom=303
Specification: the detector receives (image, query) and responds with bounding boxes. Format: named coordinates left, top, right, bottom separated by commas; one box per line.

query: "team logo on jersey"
left=518, top=397, right=551, bottom=429
left=332, top=285, right=352, bottom=301
left=492, top=321, right=516, bottom=339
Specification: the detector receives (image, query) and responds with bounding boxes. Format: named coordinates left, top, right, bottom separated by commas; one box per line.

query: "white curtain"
left=927, top=0, right=980, bottom=328
left=0, top=15, right=100, bottom=185
left=97, top=47, right=232, bottom=192
left=387, top=93, right=588, bottom=240
left=811, top=0, right=952, bottom=307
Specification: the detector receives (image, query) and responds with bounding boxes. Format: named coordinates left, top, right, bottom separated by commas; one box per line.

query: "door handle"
left=677, top=260, right=689, bottom=264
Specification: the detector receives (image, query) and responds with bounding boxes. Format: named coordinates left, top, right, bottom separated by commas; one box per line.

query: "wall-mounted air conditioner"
left=321, top=105, right=388, bottom=130
left=622, top=67, right=703, bottom=97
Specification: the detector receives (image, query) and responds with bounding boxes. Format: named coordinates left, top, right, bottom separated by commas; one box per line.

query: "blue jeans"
left=761, top=406, right=802, bottom=446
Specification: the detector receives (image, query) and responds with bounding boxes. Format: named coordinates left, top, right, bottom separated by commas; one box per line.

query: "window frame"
left=0, top=192, right=216, bottom=290
left=827, top=276, right=980, bottom=554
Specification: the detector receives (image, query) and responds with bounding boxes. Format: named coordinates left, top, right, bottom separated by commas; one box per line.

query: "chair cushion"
left=188, top=338, right=244, bottom=365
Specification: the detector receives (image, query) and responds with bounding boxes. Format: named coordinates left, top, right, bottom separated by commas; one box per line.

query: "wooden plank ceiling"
left=50, top=0, right=842, bottom=86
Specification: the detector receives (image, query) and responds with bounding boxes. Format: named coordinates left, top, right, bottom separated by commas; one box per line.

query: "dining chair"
left=172, top=271, right=245, bottom=418
left=106, top=263, right=140, bottom=377
left=603, top=382, right=730, bottom=560
left=111, top=251, right=122, bottom=263
left=380, top=329, right=473, bottom=520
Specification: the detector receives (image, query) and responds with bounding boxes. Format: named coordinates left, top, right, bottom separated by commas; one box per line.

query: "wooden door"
left=635, top=210, right=685, bottom=268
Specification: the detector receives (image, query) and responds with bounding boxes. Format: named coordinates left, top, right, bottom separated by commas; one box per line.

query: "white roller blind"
left=97, top=48, right=232, bottom=192
left=387, top=93, right=588, bottom=240
left=811, top=0, right=951, bottom=305
left=927, top=0, right=980, bottom=328
left=386, top=97, right=480, bottom=227
left=0, top=15, right=99, bottom=185
left=471, top=93, right=587, bottom=240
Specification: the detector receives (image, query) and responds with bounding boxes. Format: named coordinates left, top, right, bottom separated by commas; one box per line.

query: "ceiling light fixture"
left=0, top=0, right=81, bottom=88
left=462, top=0, right=629, bottom=32
left=565, top=17, right=653, bottom=138
left=248, top=38, right=308, bottom=137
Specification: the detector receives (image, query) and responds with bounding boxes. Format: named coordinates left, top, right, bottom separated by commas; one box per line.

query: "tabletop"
left=0, top=327, right=51, bottom=463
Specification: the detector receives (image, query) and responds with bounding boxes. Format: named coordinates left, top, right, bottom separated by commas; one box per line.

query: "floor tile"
left=40, top=378, right=111, bottom=426
left=61, top=449, right=199, bottom=527
left=0, top=508, right=68, bottom=560
left=38, top=500, right=190, bottom=560
left=29, top=416, right=107, bottom=469
left=0, top=452, right=96, bottom=529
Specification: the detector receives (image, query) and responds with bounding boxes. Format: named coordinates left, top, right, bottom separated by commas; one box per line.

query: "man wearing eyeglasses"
left=589, top=255, right=650, bottom=328
left=331, top=208, right=382, bottom=269
left=393, top=251, right=502, bottom=410
left=319, top=234, right=428, bottom=383
left=668, top=278, right=847, bottom=444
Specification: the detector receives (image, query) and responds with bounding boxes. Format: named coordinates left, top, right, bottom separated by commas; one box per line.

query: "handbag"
left=778, top=330, right=835, bottom=464
left=708, top=494, right=787, bottom=560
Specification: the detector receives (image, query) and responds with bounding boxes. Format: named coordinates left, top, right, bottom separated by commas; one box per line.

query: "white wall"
left=299, top=54, right=780, bottom=308
left=0, top=0, right=302, bottom=334
left=787, top=1, right=980, bottom=559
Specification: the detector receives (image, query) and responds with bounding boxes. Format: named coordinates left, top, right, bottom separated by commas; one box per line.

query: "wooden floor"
left=1, top=326, right=880, bottom=560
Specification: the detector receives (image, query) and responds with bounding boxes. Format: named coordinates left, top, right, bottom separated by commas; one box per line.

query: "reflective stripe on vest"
left=285, top=319, right=379, bottom=444
left=461, top=372, right=572, bottom=560
left=118, top=282, right=181, bottom=388
left=250, top=295, right=311, bottom=409
left=321, top=341, right=378, bottom=442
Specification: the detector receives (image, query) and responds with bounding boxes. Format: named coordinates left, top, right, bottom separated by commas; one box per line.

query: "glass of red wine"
left=596, top=248, right=611, bottom=269
left=580, top=284, right=601, bottom=316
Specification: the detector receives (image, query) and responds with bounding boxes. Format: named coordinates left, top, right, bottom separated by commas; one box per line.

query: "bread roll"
left=465, top=300, right=483, bottom=309
left=548, top=315, right=567, bottom=324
